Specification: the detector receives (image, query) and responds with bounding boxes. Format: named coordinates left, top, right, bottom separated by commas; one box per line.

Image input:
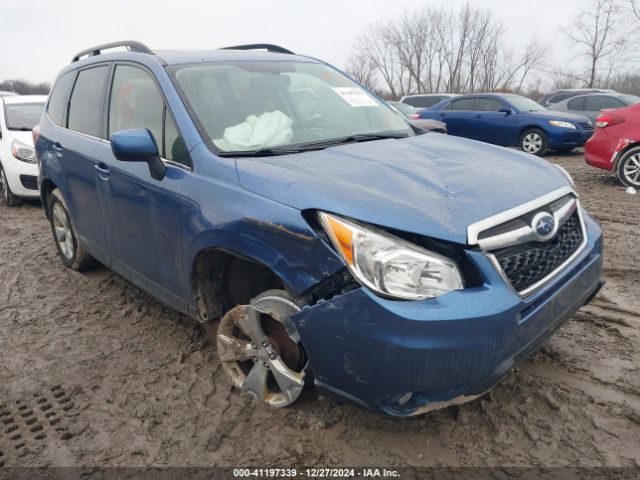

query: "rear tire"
left=48, top=188, right=96, bottom=271
left=617, top=147, right=640, bottom=188
left=519, top=128, right=548, bottom=156
left=0, top=163, right=23, bottom=207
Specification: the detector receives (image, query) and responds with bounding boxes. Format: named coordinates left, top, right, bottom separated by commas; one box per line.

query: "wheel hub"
left=216, top=293, right=307, bottom=408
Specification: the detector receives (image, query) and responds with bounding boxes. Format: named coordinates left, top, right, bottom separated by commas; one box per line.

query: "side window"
left=477, top=98, right=503, bottom=112
left=109, top=65, right=188, bottom=165
left=108, top=65, right=163, bottom=146
left=403, top=97, right=419, bottom=107
left=584, top=95, right=625, bottom=111
left=164, top=111, right=187, bottom=164
left=567, top=97, right=585, bottom=110
left=451, top=97, right=477, bottom=111
left=47, top=71, right=76, bottom=127
left=68, top=66, right=109, bottom=137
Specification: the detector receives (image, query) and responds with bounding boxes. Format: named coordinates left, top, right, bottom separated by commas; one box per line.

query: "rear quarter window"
left=48, top=71, right=76, bottom=127
left=68, top=65, right=110, bottom=138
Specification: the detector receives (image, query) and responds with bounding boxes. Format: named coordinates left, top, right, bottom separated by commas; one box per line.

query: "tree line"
left=346, top=0, right=640, bottom=99
left=0, top=79, right=50, bottom=95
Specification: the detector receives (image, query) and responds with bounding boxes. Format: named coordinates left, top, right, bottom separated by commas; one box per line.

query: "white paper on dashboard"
left=332, top=87, right=379, bottom=107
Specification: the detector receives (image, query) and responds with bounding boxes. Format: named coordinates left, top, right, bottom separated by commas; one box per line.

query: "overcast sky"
left=2, top=0, right=582, bottom=85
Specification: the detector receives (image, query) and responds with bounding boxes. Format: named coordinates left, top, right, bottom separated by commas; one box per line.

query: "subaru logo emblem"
left=532, top=212, right=555, bottom=240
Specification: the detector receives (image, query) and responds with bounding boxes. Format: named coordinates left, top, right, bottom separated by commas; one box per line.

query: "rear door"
left=474, top=97, right=516, bottom=145
left=94, top=63, right=190, bottom=310
left=583, top=95, right=626, bottom=122
left=438, top=97, right=478, bottom=138
left=57, top=65, right=111, bottom=264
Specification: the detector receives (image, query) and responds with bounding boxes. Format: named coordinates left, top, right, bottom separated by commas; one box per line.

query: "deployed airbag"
left=215, top=110, right=293, bottom=151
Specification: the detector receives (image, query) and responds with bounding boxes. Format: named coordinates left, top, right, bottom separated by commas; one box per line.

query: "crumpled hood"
left=235, top=134, right=570, bottom=244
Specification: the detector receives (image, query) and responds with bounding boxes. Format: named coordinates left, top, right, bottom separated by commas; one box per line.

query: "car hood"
left=235, top=134, right=570, bottom=244
left=527, top=110, right=591, bottom=124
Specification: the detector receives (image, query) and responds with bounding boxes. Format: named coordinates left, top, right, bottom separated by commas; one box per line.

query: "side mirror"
left=110, top=128, right=166, bottom=181
left=499, top=108, right=513, bottom=116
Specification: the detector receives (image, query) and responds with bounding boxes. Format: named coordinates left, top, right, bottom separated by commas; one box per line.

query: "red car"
left=585, top=104, right=640, bottom=187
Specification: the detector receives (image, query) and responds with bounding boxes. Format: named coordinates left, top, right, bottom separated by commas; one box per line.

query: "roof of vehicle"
left=402, top=93, right=459, bottom=98
left=65, top=41, right=321, bottom=72
left=549, top=88, right=615, bottom=94
left=2, top=94, right=48, bottom=104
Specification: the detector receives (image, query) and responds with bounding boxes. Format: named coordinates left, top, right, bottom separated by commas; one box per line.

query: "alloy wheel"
left=52, top=203, right=75, bottom=260
left=622, top=153, right=640, bottom=187
left=522, top=133, right=543, bottom=154
left=217, top=293, right=307, bottom=408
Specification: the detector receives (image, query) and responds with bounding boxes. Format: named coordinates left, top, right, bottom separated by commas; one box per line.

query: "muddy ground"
left=0, top=150, right=638, bottom=468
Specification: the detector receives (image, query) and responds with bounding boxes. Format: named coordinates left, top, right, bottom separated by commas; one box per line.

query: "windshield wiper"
left=218, top=146, right=304, bottom=157
left=218, top=133, right=410, bottom=157
left=8, top=127, right=33, bottom=131
left=297, top=133, right=409, bottom=150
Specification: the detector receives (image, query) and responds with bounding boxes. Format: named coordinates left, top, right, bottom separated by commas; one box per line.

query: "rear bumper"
left=292, top=213, right=603, bottom=416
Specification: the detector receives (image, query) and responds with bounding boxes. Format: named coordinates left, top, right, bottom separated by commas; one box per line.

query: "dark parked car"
left=388, top=101, right=447, bottom=133
left=420, top=93, right=594, bottom=156
left=548, top=92, right=640, bottom=123
left=539, top=89, right=614, bottom=108
left=35, top=41, right=603, bottom=416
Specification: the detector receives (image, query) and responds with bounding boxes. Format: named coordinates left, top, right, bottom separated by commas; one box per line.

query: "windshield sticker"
left=332, top=87, right=379, bottom=107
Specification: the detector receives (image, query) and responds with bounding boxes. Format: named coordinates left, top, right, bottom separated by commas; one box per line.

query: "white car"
left=0, top=95, right=47, bottom=206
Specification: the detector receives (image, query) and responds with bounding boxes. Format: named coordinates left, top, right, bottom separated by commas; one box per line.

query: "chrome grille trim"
left=467, top=187, right=588, bottom=297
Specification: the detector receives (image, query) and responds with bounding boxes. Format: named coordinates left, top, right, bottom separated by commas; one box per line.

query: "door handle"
left=94, top=163, right=110, bottom=180
left=475, top=114, right=481, bottom=119
left=51, top=143, right=63, bottom=157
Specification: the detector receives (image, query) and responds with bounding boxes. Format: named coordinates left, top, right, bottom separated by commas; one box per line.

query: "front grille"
left=579, top=121, right=594, bottom=131
left=492, top=212, right=583, bottom=293
left=19, top=175, right=38, bottom=191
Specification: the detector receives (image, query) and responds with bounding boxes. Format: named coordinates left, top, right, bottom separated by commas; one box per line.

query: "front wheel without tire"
left=213, top=289, right=309, bottom=408
left=617, top=147, right=640, bottom=188
left=0, top=163, right=23, bottom=207
left=520, top=128, right=548, bottom=156
left=48, top=189, right=96, bottom=270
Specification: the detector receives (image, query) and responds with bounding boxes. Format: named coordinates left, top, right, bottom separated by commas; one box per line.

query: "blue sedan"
left=419, top=93, right=594, bottom=156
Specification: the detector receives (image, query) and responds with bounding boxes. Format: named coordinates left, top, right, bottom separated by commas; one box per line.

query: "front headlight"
left=11, top=139, right=36, bottom=163
left=549, top=120, right=576, bottom=129
left=319, top=212, right=463, bottom=300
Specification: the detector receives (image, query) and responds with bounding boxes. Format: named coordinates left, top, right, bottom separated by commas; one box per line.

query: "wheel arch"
left=613, top=141, right=640, bottom=170
left=39, top=178, right=58, bottom=218
left=191, top=247, right=290, bottom=323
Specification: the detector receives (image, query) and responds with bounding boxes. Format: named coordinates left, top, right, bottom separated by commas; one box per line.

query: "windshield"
left=5, top=103, right=45, bottom=130
left=172, top=61, right=412, bottom=154
left=503, top=95, right=546, bottom=112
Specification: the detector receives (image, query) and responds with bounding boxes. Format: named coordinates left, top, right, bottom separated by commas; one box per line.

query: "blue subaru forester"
left=35, top=41, right=604, bottom=416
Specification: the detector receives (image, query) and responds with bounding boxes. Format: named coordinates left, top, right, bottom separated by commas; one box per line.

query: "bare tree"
left=345, top=50, right=378, bottom=91
left=565, top=0, right=625, bottom=88
left=631, top=0, right=640, bottom=21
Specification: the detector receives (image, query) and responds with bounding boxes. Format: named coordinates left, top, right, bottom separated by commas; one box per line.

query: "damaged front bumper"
left=291, top=214, right=603, bottom=416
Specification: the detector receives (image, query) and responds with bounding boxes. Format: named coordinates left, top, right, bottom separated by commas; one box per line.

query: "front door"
left=96, top=64, right=190, bottom=311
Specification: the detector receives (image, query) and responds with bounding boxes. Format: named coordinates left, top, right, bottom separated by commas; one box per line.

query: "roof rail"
left=220, top=44, right=295, bottom=55
left=72, top=41, right=154, bottom=63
